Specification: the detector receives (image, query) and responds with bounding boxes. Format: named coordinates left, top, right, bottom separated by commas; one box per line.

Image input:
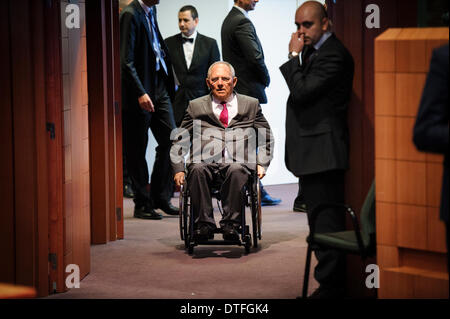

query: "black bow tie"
left=182, top=37, right=194, bottom=44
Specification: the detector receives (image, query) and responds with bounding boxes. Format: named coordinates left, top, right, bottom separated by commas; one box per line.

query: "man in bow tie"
left=120, top=0, right=179, bottom=220
left=171, top=61, right=273, bottom=242
left=165, top=5, right=220, bottom=127
left=280, top=1, right=354, bottom=298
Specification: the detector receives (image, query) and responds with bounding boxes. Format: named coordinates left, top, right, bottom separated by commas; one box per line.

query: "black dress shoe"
left=222, top=224, right=239, bottom=241
left=133, top=205, right=162, bottom=220
left=194, top=224, right=215, bottom=241
left=293, top=195, right=307, bottom=212
left=155, top=201, right=179, bottom=215
left=123, top=183, right=135, bottom=198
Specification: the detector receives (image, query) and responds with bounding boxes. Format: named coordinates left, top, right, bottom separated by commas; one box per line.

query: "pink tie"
left=219, top=102, right=228, bottom=127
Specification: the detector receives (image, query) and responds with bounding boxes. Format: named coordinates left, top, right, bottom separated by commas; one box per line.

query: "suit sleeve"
left=234, top=19, right=270, bottom=87
left=279, top=49, right=345, bottom=106
left=254, top=104, right=274, bottom=170
left=413, top=49, right=449, bottom=154
left=120, top=11, right=147, bottom=98
left=171, top=104, right=194, bottom=174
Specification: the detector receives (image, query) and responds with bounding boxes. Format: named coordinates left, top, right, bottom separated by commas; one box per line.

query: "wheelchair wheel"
left=256, top=179, right=262, bottom=240
left=251, top=176, right=262, bottom=248
left=179, top=184, right=185, bottom=241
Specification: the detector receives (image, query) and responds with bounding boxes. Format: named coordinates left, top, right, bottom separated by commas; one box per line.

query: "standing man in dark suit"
left=165, top=5, right=221, bottom=127
left=280, top=1, right=354, bottom=298
left=120, top=0, right=178, bottom=219
left=221, top=0, right=281, bottom=206
left=414, top=44, right=449, bottom=278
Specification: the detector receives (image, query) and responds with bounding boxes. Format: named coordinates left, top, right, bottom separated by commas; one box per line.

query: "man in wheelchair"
left=171, top=61, right=273, bottom=242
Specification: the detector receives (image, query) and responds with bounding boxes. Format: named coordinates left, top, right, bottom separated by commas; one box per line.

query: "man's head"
left=178, top=5, right=199, bottom=37
left=295, top=1, right=329, bottom=46
left=206, top=62, right=237, bottom=101
left=234, top=0, right=259, bottom=12
left=142, top=0, right=160, bottom=6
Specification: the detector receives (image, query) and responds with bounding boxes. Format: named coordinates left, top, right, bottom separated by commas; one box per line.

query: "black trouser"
left=301, top=169, right=346, bottom=289
left=123, top=75, right=176, bottom=208
left=187, top=163, right=250, bottom=228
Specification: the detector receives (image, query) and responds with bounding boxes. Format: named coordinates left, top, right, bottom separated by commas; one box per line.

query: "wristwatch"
left=288, top=51, right=299, bottom=59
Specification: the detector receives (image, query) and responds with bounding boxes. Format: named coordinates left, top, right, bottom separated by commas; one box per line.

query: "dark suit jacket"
left=221, top=7, right=270, bottom=104
left=120, top=0, right=175, bottom=112
left=279, top=34, right=354, bottom=176
left=171, top=93, right=274, bottom=173
left=165, top=33, right=220, bottom=125
left=413, top=44, right=449, bottom=222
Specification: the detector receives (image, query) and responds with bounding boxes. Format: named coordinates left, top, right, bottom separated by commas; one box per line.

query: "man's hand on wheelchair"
left=257, top=165, right=266, bottom=180
left=174, top=172, right=186, bottom=188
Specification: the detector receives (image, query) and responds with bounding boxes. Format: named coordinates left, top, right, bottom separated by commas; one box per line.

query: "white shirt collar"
left=181, top=30, right=198, bottom=41
left=234, top=5, right=249, bottom=19
left=138, top=0, right=152, bottom=15
left=212, top=93, right=235, bottom=105
left=314, top=31, right=332, bottom=50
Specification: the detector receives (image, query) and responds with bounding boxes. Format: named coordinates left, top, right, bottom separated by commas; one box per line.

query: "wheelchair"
left=179, top=169, right=262, bottom=255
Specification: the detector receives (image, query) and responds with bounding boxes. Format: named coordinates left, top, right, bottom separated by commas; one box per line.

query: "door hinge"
left=116, top=207, right=122, bottom=221
left=46, top=122, right=56, bottom=140
left=49, top=253, right=57, bottom=270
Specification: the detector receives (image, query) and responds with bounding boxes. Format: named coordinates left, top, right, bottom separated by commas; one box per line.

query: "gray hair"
left=207, top=61, right=236, bottom=79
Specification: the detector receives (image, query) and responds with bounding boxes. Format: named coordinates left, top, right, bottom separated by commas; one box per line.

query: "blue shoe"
left=260, top=190, right=281, bottom=206
left=260, top=184, right=281, bottom=206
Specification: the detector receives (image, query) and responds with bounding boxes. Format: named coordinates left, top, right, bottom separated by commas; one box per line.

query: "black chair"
left=302, top=181, right=375, bottom=298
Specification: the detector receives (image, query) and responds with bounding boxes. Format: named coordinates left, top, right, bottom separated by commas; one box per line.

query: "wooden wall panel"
left=86, top=0, right=111, bottom=244
left=376, top=202, right=397, bottom=245
left=61, top=0, right=90, bottom=280
left=10, top=0, right=38, bottom=288
left=396, top=204, right=427, bottom=250
left=0, top=0, right=16, bottom=284
left=375, top=27, right=448, bottom=298
left=374, top=73, right=396, bottom=116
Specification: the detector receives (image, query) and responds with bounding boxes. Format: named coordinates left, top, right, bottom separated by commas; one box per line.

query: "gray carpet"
left=46, top=183, right=318, bottom=299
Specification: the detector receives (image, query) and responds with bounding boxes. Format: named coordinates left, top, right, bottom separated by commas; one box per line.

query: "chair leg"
left=302, top=244, right=312, bottom=298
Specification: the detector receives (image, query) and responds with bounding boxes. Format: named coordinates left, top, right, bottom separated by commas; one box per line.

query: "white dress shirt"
left=212, top=94, right=238, bottom=126
left=211, top=94, right=238, bottom=160
left=182, top=30, right=197, bottom=69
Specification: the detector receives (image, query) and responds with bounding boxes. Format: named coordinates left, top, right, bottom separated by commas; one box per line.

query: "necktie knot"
left=182, top=37, right=194, bottom=44
left=219, top=102, right=228, bottom=128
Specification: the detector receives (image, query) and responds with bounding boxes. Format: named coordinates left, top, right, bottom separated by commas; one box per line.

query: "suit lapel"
left=203, top=95, right=224, bottom=127
left=229, top=93, right=247, bottom=127
left=175, top=34, right=188, bottom=72
left=189, top=33, right=202, bottom=71
left=133, top=1, right=154, bottom=49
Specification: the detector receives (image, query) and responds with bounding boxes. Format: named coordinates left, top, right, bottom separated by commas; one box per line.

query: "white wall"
left=146, top=0, right=326, bottom=185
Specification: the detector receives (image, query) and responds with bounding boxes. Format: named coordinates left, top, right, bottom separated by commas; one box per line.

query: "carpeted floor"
left=46, top=183, right=318, bottom=299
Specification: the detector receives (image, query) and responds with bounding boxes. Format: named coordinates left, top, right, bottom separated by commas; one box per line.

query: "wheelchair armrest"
left=309, top=203, right=366, bottom=255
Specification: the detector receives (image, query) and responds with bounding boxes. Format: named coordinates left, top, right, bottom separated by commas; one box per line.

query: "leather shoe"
left=260, top=192, right=282, bottom=206
left=133, top=205, right=162, bottom=220
left=194, top=224, right=215, bottom=241
left=155, top=201, right=179, bottom=215
left=123, top=183, right=135, bottom=198
left=222, top=223, right=239, bottom=241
